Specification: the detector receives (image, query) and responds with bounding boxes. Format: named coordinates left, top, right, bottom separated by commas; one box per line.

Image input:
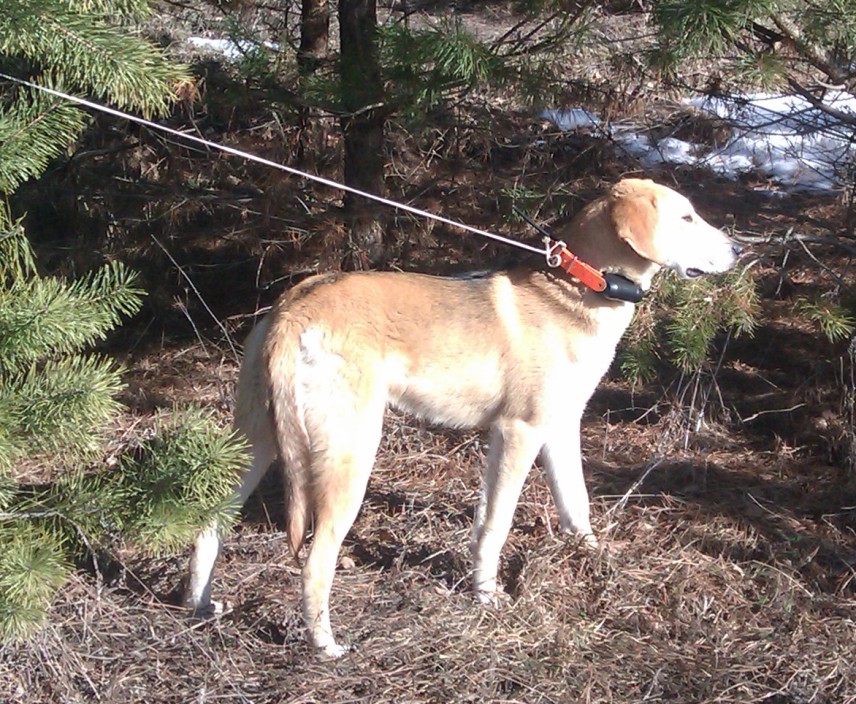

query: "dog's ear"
left=610, top=191, right=662, bottom=263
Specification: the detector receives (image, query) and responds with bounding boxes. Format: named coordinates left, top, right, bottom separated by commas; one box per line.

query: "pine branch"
left=770, top=11, right=849, bottom=84
left=620, top=266, right=759, bottom=385
left=1, top=0, right=188, bottom=117
left=798, top=298, right=856, bottom=342
left=0, top=0, right=211, bottom=643
left=380, top=21, right=506, bottom=117
left=0, top=475, right=14, bottom=508
left=0, top=84, right=88, bottom=194
left=0, top=261, right=143, bottom=372
left=59, top=0, right=153, bottom=21
left=652, top=0, right=756, bottom=60
left=0, top=211, right=37, bottom=282
left=115, top=407, right=248, bottom=555
left=0, top=524, right=68, bottom=640
left=0, top=355, right=125, bottom=467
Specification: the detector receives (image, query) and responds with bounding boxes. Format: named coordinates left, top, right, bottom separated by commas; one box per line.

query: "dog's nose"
left=731, top=241, right=743, bottom=256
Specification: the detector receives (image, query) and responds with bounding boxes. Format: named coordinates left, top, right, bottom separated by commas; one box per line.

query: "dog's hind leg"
left=541, top=421, right=598, bottom=548
left=185, top=318, right=275, bottom=614
left=300, top=394, right=385, bottom=658
left=184, top=427, right=276, bottom=613
left=471, top=419, right=544, bottom=604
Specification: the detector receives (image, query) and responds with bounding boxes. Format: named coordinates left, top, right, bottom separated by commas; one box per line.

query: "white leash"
left=0, top=73, right=546, bottom=257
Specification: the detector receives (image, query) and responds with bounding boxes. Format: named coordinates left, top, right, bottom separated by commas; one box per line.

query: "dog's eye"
left=682, top=214, right=693, bottom=222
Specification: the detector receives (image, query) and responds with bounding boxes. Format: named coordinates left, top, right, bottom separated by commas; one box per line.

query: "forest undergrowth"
left=1, top=2, right=855, bottom=702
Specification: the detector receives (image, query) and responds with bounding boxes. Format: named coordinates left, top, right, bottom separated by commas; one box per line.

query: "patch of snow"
left=187, top=37, right=278, bottom=60
left=538, top=108, right=600, bottom=131
left=540, top=93, right=856, bottom=192
left=639, top=136, right=698, bottom=167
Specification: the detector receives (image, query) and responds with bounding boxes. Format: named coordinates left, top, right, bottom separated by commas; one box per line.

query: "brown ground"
left=4, top=167, right=855, bottom=703
left=2, top=3, right=856, bottom=702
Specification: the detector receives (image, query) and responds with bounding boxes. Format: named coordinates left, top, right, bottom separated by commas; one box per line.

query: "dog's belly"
left=386, top=356, right=505, bottom=428
left=389, top=382, right=501, bottom=428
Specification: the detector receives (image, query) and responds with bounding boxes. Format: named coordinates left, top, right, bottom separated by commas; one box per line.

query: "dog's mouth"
left=685, top=267, right=705, bottom=278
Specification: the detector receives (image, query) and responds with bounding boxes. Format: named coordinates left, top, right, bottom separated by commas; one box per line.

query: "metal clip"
left=544, top=237, right=565, bottom=268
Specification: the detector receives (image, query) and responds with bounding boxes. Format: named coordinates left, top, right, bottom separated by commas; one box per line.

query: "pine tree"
left=0, top=0, right=246, bottom=639
left=619, top=266, right=760, bottom=387
left=644, top=0, right=855, bottom=396
left=651, top=0, right=856, bottom=94
left=291, top=1, right=596, bottom=266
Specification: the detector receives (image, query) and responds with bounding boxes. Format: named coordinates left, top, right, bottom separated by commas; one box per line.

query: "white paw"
left=474, top=584, right=510, bottom=608
left=186, top=599, right=223, bottom=618
left=315, top=641, right=350, bottom=660
left=559, top=528, right=599, bottom=550
left=580, top=532, right=599, bottom=550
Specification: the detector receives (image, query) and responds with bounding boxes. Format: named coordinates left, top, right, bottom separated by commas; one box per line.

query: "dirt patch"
left=3, top=339, right=855, bottom=703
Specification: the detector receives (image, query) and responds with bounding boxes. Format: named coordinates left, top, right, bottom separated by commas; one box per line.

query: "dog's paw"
left=559, top=529, right=600, bottom=550
left=579, top=532, right=599, bottom=550
left=474, top=586, right=510, bottom=608
left=315, top=642, right=350, bottom=660
left=186, top=599, right=223, bottom=619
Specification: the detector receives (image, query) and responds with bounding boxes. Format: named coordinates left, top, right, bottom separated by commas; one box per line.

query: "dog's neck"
left=559, top=199, right=661, bottom=294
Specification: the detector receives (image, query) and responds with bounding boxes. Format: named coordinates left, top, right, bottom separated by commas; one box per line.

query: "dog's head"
left=609, top=179, right=741, bottom=279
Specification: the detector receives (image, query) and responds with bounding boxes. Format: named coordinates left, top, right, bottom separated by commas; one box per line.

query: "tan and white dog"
left=184, top=178, right=741, bottom=657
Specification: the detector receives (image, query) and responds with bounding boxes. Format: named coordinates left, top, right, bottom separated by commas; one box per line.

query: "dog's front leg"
left=541, top=419, right=598, bottom=548
left=471, top=419, right=544, bottom=604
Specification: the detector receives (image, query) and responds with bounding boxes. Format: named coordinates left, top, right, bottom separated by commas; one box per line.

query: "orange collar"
left=546, top=240, right=643, bottom=303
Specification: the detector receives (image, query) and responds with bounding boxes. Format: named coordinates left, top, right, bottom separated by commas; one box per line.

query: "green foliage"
left=620, top=265, right=759, bottom=386
left=0, top=226, right=135, bottom=638
left=0, top=261, right=144, bottom=372
left=0, top=223, right=142, bottom=469
left=114, top=408, right=247, bottom=555
left=380, top=20, right=506, bottom=117
left=1, top=355, right=124, bottom=463
left=0, top=84, right=89, bottom=193
left=0, top=526, right=68, bottom=640
left=798, top=298, right=856, bottom=343
left=63, top=0, right=153, bottom=20
left=1, top=0, right=189, bottom=199
left=1, top=0, right=186, bottom=117
left=296, top=7, right=596, bottom=121
left=652, top=0, right=765, bottom=59
left=217, top=15, right=283, bottom=86
left=800, top=0, right=856, bottom=51
left=650, top=0, right=856, bottom=89
left=0, top=0, right=243, bottom=642
left=0, top=215, right=36, bottom=281
left=731, top=50, right=787, bottom=90
left=0, top=404, right=247, bottom=639
left=0, top=233, right=247, bottom=641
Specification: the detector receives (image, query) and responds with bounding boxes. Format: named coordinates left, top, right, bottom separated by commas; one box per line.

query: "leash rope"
left=0, top=73, right=547, bottom=255
left=0, top=73, right=643, bottom=301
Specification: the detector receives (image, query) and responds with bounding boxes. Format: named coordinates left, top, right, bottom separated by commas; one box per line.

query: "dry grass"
left=2, top=362, right=855, bottom=703
left=4, top=5, right=855, bottom=700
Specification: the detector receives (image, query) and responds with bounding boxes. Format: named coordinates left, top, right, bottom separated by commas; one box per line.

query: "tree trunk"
left=298, top=0, right=329, bottom=74
left=338, top=0, right=386, bottom=268
left=296, top=0, right=329, bottom=168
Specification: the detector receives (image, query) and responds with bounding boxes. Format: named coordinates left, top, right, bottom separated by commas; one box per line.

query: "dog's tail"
left=281, top=446, right=310, bottom=557
left=263, top=319, right=311, bottom=558
left=236, top=311, right=311, bottom=558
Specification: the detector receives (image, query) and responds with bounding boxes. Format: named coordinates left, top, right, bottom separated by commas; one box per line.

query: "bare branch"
left=784, top=76, right=856, bottom=128
left=771, top=13, right=851, bottom=85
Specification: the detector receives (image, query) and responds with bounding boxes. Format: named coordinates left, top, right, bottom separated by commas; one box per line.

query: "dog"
left=184, top=178, right=741, bottom=658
